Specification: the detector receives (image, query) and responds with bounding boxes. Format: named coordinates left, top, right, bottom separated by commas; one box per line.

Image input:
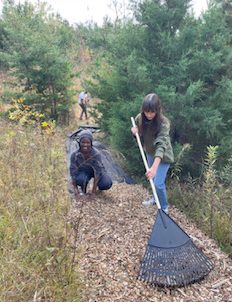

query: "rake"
left=131, top=117, right=213, bottom=288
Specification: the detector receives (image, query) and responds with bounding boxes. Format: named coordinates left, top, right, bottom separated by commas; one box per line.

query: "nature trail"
left=69, top=183, right=232, bottom=302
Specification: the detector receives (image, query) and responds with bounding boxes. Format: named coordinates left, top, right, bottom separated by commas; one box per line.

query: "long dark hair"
left=140, top=93, right=164, bottom=137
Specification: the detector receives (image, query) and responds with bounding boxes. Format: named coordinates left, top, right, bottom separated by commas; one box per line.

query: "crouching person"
left=70, top=130, right=112, bottom=200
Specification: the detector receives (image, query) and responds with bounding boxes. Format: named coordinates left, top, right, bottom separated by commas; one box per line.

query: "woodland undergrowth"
left=169, top=146, right=232, bottom=257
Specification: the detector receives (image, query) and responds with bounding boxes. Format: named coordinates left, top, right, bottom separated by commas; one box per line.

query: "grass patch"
left=0, top=120, right=82, bottom=301
left=168, top=178, right=232, bottom=257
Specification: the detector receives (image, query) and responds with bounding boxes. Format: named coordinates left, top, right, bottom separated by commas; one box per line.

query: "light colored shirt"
left=78, top=91, right=87, bottom=104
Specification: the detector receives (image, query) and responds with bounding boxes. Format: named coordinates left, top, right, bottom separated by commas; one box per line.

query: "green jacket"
left=135, top=113, right=174, bottom=164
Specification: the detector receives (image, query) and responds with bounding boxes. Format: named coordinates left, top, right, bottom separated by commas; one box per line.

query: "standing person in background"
left=131, top=93, right=174, bottom=214
left=78, top=91, right=88, bottom=120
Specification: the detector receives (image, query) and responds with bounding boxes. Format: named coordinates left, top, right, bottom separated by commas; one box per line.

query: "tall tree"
left=0, top=0, right=74, bottom=121
left=86, top=0, right=232, bottom=176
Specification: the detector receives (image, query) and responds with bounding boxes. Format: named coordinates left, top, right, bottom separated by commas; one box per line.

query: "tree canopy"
left=82, top=0, right=232, bottom=177
left=0, top=0, right=76, bottom=121
left=1, top=0, right=232, bottom=178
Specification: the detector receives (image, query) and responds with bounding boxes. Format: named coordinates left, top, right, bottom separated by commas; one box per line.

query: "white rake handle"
left=131, top=117, right=161, bottom=209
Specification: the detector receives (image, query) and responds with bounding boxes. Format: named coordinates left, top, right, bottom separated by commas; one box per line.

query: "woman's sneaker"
left=142, top=198, right=155, bottom=206
left=163, top=207, right=169, bottom=214
left=77, top=186, right=85, bottom=196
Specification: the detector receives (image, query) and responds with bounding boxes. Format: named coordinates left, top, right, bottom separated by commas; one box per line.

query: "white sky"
left=0, top=0, right=208, bottom=25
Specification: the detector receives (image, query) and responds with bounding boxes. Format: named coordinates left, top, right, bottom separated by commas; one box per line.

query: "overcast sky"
left=0, top=0, right=208, bottom=25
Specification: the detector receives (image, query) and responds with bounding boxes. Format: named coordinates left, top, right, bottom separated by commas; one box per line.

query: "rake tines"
left=139, top=240, right=213, bottom=287
left=138, top=210, right=214, bottom=288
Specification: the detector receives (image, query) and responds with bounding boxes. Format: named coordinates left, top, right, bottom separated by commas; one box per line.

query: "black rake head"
left=138, top=210, right=214, bottom=288
left=138, top=240, right=213, bottom=288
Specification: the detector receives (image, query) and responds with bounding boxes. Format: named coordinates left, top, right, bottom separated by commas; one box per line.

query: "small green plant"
left=170, top=143, right=191, bottom=180
left=203, top=145, right=219, bottom=237
left=169, top=145, right=232, bottom=258
left=220, top=156, right=232, bottom=186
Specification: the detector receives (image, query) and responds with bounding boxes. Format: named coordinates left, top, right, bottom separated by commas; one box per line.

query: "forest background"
left=0, top=0, right=231, bottom=300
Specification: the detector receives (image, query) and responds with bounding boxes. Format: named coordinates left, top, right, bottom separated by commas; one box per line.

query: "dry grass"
left=0, top=120, right=81, bottom=302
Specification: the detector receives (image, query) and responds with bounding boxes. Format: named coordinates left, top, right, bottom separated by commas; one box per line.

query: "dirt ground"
left=72, top=97, right=100, bottom=128
left=68, top=183, right=232, bottom=302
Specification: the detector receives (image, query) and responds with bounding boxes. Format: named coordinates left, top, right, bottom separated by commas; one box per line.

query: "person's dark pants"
left=79, top=103, right=88, bottom=120
left=75, top=168, right=112, bottom=193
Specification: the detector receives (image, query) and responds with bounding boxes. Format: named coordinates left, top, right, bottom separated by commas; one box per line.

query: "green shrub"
left=169, top=146, right=232, bottom=258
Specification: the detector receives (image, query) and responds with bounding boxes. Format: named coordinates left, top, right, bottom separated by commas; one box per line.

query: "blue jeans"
left=146, top=153, right=170, bottom=210
left=75, top=167, right=112, bottom=193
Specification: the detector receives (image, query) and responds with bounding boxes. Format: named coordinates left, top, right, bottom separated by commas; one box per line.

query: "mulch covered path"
left=69, top=183, right=232, bottom=302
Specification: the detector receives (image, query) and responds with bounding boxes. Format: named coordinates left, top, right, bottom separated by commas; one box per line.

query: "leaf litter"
left=68, top=183, right=232, bottom=302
